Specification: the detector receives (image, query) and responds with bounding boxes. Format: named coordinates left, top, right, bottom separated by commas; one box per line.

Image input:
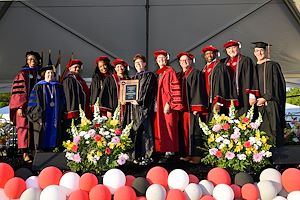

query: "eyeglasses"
left=179, top=59, right=190, bottom=62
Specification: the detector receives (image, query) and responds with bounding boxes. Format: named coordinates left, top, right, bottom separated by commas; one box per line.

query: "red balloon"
left=137, top=197, right=146, bottom=200
left=125, top=175, right=136, bottom=186
left=114, top=186, right=136, bottom=200
left=241, top=183, right=259, bottom=200
left=200, top=195, right=216, bottom=200
left=146, top=166, right=169, bottom=188
left=38, top=166, right=63, bottom=189
left=230, top=184, right=241, bottom=199
left=89, top=184, right=111, bottom=200
left=207, top=167, right=231, bottom=185
left=188, top=174, right=199, bottom=184
left=69, top=190, right=89, bottom=200
left=166, top=189, right=186, bottom=200
left=0, top=163, right=14, bottom=188
left=80, top=173, right=98, bottom=192
left=4, top=177, right=26, bottom=199
left=282, top=168, right=300, bottom=192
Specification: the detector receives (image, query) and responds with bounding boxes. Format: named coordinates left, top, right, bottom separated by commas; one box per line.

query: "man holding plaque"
left=123, top=54, right=157, bottom=165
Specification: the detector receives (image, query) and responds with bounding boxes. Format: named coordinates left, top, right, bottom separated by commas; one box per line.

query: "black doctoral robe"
left=123, top=71, right=157, bottom=160
left=90, top=69, right=110, bottom=105
left=256, top=60, right=286, bottom=146
left=202, top=61, right=235, bottom=121
left=177, top=67, right=208, bottom=156
left=63, top=72, right=90, bottom=122
left=27, top=80, right=65, bottom=150
left=222, top=55, right=260, bottom=116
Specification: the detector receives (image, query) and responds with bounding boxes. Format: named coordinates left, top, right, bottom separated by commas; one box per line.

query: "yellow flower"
left=228, top=141, right=234, bottom=150
left=261, top=136, right=267, bottom=144
left=87, top=153, right=93, bottom=162
left=96, top=151, right=102, bottom=157
left=234, top=143, right=243, bottom=152
left=110, top=120, right=119, bottom=127
left=81, top=117, right=91, bottom=126
left=97, top=141, right=103, bottom=147
left=208, top=134, right=215, bottom=143
left=109, top=143, right=115, bottom=149
left=238, top=123, right=247, bottom=130
left=63, top=140, right=74, bottom=151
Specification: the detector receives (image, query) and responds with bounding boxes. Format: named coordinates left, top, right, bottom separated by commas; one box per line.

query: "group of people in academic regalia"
left=9, top=39, right=286, bottom=165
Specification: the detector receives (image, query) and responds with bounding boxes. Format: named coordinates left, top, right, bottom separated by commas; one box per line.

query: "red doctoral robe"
left=154, top=66, right=183, bottom=152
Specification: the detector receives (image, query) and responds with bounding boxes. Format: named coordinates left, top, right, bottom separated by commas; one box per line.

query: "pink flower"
left=73, top=153, right=81, bottom=163
left=209, top=148, right=218, bottom=156
left=244, top=141, right=251, bottom=148
left=212, top=124, right=222, bottom=132
left=73, top=136, right=81, bottom=145
left=250, top=122, right=259, bottom=129
left=225, top=152, right=235, bottom=160
left=111, top=136, right=120, bottom=144
left=253, top=153, right=263, bottom=162
left=216, top=151, right=223, bottom=158
left=117, top=153, right=129, bottom=165
left=230, top=132, right=240, bottom=140
left=115, top=128, right=122, bottom=136
left=87, top=129, right=96, bottom=137
left=223, top=123, right=230, bottom=131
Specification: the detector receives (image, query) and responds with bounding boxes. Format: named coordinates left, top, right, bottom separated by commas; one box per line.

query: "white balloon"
left=146, top=184, right=167, bottom=200
left=184, top=183, right=202, bottom=200
left=59, top=172, right=80, bottom=196
left=20, top=188, right=41, bottom=200
left=199, top=180, right=214, bottom=195
left=257, top=180, right=277, bottom=200
left=25, top=176, right=40, bottom=189
left=40, top=185, right=66, bottom=200
left=260, top=168, right=282, bottom=193
left=103, top=168, right=126, bottom=194
left=168, top=169, right=189, bottom=191
left=0, top=188, right=9, bottom=200
left=273, top=196, right=287, bottom=200
left=213, top=184, right=234, bottom=200
left=287, top=191, right=300, bottom=200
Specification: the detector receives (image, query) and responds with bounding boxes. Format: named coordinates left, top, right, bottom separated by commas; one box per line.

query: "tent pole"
left=145, top=0, right=150, bottom=63
left=0, top=1, right=12, bottom=21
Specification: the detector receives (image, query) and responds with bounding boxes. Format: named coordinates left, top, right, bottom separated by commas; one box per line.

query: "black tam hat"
left=251, top=42, right=272, bottom=49
left=40, top=65, right=54, bottom=73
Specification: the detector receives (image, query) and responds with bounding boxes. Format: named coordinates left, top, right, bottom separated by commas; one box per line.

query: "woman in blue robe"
left=27, top=65, right=66, bottom=151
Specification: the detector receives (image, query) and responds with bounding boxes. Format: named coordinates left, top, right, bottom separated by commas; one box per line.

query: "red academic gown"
left=9, top=67, right=39, bottom=148
left=154, top=66, right=183, bottom=152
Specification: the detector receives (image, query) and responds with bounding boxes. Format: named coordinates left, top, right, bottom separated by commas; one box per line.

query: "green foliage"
left=286, top=88, right=300, bottom=106
left=0, top=93, right=10, bottom=108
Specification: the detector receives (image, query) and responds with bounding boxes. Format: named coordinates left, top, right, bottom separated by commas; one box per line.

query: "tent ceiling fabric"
left=0, top=0, right=299, bottom=92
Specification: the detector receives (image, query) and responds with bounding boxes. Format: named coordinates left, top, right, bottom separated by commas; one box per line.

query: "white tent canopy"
left=0, top=0, right=299, bottom=92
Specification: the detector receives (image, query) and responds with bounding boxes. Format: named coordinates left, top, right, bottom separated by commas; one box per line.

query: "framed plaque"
left=120, top=80, right=139, bottom=103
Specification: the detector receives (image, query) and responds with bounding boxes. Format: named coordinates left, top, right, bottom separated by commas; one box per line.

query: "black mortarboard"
left=251, top=42, right=272, bottom=49
left=40, top=65, right=54, bottom=73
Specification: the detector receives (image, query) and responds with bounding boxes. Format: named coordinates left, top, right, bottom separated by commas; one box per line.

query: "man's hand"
left=213, top=104, right=221, bottom=113
left=193, top=111, right=198, bottom=115
left=256, top=98, right=267, bottom=106
left=131, top=100, right=139, bottom=105
left=249, top=98, right=257, bottom=106
left=164, top=103, right=170, bottom=114
left=17, top=108, right=23, bottom=117
left=107, top=111, right=112, bottom=118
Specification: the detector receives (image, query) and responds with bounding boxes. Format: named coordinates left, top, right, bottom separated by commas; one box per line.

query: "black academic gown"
left=63, top=72, right=88, bottom=121
left=202, top=61, right=235, bottom=121
left=90, top=69, right=110, bottom=105
left=177, top=67, right=208, bottom=156
left=222, top=55, right=260, bottom=116
left=256, top=60, right=286, bottom=146
left=27, top=80, right=65, bottom=150
left=123, top=71, right=157, bottom=159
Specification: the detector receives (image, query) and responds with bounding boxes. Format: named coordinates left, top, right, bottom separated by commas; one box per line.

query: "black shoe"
left=139, top=157, right=153, bottom=166
left=158, top=156, right=168, bottom=164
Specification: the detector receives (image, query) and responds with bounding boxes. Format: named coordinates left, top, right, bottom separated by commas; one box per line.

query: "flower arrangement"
left=284, top=116, right=300, bottom=144
left=63, top=101, right=133, bottom=174
left=199, top=103, right=273, bottom=172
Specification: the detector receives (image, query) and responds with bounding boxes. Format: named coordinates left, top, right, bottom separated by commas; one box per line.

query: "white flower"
left=79, top=131, right=87, bottom=137
left=209, top=148, right=218, bottom=155
left=84, top=133, right=91, bottom=140
left=219, top=143, right=225, bottom=149
left=215, top=136, right=224, bottom=143
left=237, top=154, right=246, bottom=160
left=253, top=144, right=259, bottom=150
left=104, top=131, right=110, bottom=136
left=249, top=137, right=256, bottom=145
left=222, top=135, right=229, bottom=138
left=292, top=137, right=300, bottom=142
left=234, top=120, right=240, bottom=124
left=65, top=152, right=74, bottom=160
left=85, top=141, right=90, bottom=144
left=256, top=140, right=262, bottom=147
left=223, top=139, right=230, bottom=145
left=229, top=120, right=235, bottom=124
left=264, top=151, right=272, bottom=158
